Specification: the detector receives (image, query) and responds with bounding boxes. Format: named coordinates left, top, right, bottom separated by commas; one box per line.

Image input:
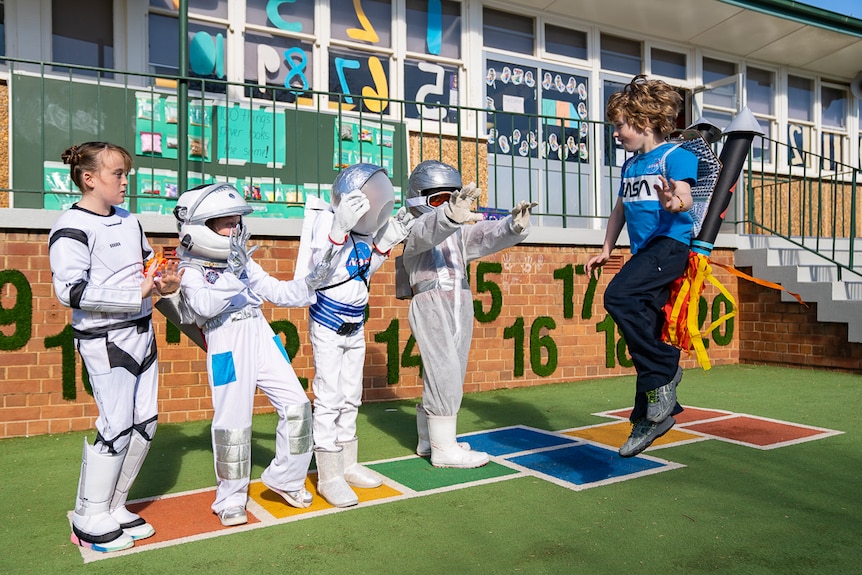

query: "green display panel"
left=11, top=73, right=409, bottom=213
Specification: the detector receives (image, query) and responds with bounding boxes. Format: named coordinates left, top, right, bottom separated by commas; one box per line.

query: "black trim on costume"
left=69, top=280, right=88, bottom=309
left=132, top=414, right=159, bottom=442
left=106, top=337, right=157, bottom=377
left=71, top=204, right=116, bottom=217
left=48, top=227, right=88, bottom=249
left=95, top=428, right=131, bottom=455
left=73, top=314, right=152, bottom=339
left=138, top=220, right=153, bottom=262
left=72, top=524, right=126, bottom=544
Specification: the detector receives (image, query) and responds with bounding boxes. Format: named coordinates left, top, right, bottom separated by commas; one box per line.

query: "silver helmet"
left=173, top=183, right=253, bottom=262
left=331, top=163, right=394, bottom=235
left=406, top=160, right=462, bottom=216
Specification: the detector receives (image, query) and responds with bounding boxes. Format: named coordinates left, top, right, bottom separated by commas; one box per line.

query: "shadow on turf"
left=362, top=392, right=556, bottom=456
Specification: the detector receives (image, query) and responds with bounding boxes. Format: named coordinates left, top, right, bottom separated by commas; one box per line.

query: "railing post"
left=178, top=0, right=189, bottom=196
left=850, top=169, right=858, bottom=274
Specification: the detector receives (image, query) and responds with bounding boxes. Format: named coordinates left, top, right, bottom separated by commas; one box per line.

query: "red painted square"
left=682, top=415, right=826, bottom=446
left=127, top=490, right=259, bottom=546
left=605, top=407, right=730, bottom=424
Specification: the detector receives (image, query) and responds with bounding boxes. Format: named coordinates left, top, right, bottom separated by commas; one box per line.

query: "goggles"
left=406, top=189, right=457, bottom=209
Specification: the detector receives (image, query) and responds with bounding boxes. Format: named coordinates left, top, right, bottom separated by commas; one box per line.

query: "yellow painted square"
left=250, top=474, right=402, bottom=519
left=564, top=421, right=701, bottom=450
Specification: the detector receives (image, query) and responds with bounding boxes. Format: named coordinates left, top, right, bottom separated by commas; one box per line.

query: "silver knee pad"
left=213, top=427, right=251, bottom=481
left=284, top=403, right=313, bottom=455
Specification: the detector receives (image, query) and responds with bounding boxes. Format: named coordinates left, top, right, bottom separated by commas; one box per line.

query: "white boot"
left=427, top=415, right=489, bottom=469
left=314, top=448, right=358, bottom=507
left=71, top=439, right=134, bottom=553
left=109, top=433, right=155, bottom=540
left=339, top=437, right=383, bottom=488
left=416, top=404, right=471, bottom=457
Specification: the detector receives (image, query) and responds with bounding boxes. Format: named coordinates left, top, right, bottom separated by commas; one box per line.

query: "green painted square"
left=368, top=457, right=519, bottom=491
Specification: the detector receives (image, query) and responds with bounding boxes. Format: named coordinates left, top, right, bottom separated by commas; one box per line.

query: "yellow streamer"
left=664, top=254, right=738, bottom=371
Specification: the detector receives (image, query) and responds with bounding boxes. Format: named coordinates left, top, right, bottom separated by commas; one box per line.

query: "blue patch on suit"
left=273, top=335, right=291, bottom=364
left=205, top=270, right=220, bottom=284
left=211, top=351, right=237, bottom=386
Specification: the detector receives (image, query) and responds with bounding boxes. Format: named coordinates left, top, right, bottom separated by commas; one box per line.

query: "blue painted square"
left=509, top=444, right=667, bottom=485
left=461, top=427, right=577, bottom=457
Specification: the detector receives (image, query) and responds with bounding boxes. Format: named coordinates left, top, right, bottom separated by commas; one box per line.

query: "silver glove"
left=226, top=224, right=258, bottom=276
left=305, top=245, right=336, bottom=290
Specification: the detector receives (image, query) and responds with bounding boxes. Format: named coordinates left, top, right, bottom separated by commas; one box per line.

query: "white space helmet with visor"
left=406, top=160, right=462, bottom=217
left=330, top=163, right=395, bottom=236
left=173, top=183, right=253, bottom=264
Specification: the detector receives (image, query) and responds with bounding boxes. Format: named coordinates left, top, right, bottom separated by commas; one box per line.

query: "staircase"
left=734, top=235, right=862, bottom=343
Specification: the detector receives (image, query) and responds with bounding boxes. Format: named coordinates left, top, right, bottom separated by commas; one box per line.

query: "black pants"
left=604, top=236, right=688, bottom=421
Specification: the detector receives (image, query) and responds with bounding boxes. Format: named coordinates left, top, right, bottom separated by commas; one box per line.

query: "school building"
left=0, top=0, right=860, bottom=439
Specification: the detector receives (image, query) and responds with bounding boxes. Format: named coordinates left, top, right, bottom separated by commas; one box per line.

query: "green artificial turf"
left=1, top=365, right=859, bottom=575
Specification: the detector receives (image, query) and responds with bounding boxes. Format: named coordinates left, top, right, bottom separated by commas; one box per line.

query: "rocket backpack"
left=660, top=129, right=722, bottom=237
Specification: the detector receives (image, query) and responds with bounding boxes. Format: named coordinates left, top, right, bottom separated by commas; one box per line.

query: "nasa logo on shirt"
left=205, top=270, right=220, bottom=284
left=346, top=241, right=372, bottom=281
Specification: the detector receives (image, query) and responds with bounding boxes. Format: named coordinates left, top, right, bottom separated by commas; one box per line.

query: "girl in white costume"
left=174, top=183, right=335, bottom=526
left=402, top=160, right=536, bottom=468
left=49, top=142, right=181, bottom=552
left=298, top=163, right=413, bottom=507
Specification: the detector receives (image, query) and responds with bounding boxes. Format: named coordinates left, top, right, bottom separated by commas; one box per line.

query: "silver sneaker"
left=646, top=367, right=682, bottom=423
left=217, top=506, right=248, bottom=527
left=264, top=480, right=314, bottom=509
left=619, top=416, right=675, bottom=458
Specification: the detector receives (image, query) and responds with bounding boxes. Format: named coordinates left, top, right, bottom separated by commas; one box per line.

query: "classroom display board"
left=485, top=59, right=590, bottom=164
left=11, top=73, right=408, bottom=215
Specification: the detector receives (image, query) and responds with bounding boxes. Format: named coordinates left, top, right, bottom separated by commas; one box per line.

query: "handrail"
left=0, top=57, right=857, bottom=278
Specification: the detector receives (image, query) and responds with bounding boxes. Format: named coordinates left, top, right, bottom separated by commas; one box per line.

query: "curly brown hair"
left=61, top=142, right=133, bottom=192
left=606, top=74, right=682, bottom=137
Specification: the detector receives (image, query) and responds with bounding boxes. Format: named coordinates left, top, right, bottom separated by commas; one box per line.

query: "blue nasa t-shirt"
left=619, top=142, right=698, bottom=254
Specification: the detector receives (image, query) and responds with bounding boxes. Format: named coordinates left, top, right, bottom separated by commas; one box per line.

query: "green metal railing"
left=743, top=133, right=860, bottom=279
left=2, top=58, right=858, bottom=279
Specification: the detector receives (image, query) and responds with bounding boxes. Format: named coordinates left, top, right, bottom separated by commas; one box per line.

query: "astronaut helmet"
left=173, top=183, right=253, bottom=262
left=406, top=160, right=462, bottom=217
left=330, top=163, right=394, bottom=235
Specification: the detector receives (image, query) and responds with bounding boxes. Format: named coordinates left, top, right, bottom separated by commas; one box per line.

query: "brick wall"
left=737, top=267, right=862, bottom=372
left=1, top=228, right=741, bottom=439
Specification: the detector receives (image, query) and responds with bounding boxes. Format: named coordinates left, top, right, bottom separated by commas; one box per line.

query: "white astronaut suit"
left=174, top=183, right=330, bottom=526
left=402, top=160, right=535, bottom=468
left=296, top=163, right=412, bottom=507
left=49, top=205, right=160, bottom=551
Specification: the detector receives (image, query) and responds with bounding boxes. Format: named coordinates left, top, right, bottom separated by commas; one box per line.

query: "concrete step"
left=734, top=243, right=862, bottom=342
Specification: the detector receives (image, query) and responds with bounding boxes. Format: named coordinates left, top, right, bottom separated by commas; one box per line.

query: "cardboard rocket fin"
left=155, top=294, right=207, bottom=351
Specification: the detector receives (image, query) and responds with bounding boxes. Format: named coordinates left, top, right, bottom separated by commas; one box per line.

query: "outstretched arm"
left=585, top=198, right=626, bottom=279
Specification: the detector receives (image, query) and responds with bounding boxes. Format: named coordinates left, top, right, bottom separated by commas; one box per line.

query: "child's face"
left=612, top=117, right=652, bottom=153
left=84, top=150, right=128, bottom=208
left=208, top=215, right=242, bottom=237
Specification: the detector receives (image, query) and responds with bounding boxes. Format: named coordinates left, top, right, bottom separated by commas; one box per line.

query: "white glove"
left=443, top=183, right=484, bottom=224
left=226, top=224, right=258, bottom=276
left=330, top=190, right=371, bottom=242
left=510, top=201, right=538, bottom=233
left=305, top=245, right=336, bottom=290
left=374, top=206, right=415, bottom=253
